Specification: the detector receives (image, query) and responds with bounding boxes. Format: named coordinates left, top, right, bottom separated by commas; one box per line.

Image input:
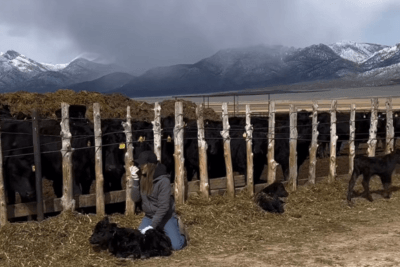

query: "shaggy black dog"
left=255, top=182, right=289, bottom=213
left=347, top=150, right=400, bottom=205
left=89, top=217, right=172, bottom=259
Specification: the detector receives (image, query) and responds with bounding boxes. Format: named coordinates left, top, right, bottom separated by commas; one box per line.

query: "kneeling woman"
left=131, top=151, right=188, bottom=250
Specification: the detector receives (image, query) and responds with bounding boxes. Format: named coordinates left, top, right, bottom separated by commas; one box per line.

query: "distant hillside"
left=68, top=72, right=135, bottom=92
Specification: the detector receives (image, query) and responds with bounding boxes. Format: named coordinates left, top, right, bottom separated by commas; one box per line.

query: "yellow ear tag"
left=87, top=140, right=91, bottom=147
left=167, top=135, right=172, bottom=142
left=119, top=143, right=126, bottom=149
left=32, top=165, right=36, bottom=172
left=138, top=136, right=144, bottom=143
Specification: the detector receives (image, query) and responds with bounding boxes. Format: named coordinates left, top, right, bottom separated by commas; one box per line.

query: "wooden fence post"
left=328, top=100, right=338, bottom=183
left=0, top=124, right=7, bottom=227
left=174, top=102, right=186, bottom=204
left=60, top=103, right=75, bottom=211
left=221, top=102, right=235, bottom=198
left=367, top=98, right=379, bottom=157
left=385, top=98, right=394, bottom=154
left=308, top=101, right=319, bottom=185
left=123, top=106, right=135, bottom=215
left=349, top=104, right=356, bottom=175
left=196, top=104, right=209, bottom=199
left=288, top=105, right=298, bottom=191
left=93, top=103, right=105, bottom=216
left=245, top=104, right=254, bottom=196
left=152, top=102, right=162, bottom=162
left=32, top=110, right=44, bottom=221
left=267, top=101, right=278, bottom=185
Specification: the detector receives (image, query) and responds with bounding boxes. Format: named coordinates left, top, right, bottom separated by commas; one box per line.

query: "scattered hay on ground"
left=1, top=175, right=400, bottom=266
left=0, top=90, right=219, bottom=121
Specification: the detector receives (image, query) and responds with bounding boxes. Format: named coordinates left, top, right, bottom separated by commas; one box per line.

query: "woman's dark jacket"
left=132, top=163, right=175, bottom=228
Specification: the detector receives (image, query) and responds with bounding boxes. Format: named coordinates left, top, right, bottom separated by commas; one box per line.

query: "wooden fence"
left=0, top=97, right=397, bottom=227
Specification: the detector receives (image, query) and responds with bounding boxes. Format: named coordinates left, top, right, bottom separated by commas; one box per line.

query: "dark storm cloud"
left=1, top=0, right=399, bottom=74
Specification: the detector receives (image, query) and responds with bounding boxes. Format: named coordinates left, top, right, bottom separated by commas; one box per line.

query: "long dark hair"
left=140, top=163, right=157, bottom=195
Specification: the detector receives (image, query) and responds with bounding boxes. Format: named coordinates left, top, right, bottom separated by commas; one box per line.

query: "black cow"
left=100, top=119, right=154, bottom=192
left=182, top=120, right=200, bottom=181
left=1, top=119, right=36, bottom=204
left=90, top=216, right=172, bottom=259
left=162, top=116, right=228, bottom=182
left=39, top=118, right=95, bottom=197
left=0, top=104, right=12, bottom=119
left=376, top=112, right=387, bottom=149
left=47, top=106, right=95, bottom=197
left=85, top=118, right=153, bottom=195
left=347, top=149, right=400, bottom=205
left=227, top=117, right=269, bottom=184
left=101, top=119, right=126, bottom=192
left=394, top=111, right=400, bottom=147
left=274, top=111, right=313, bottom=181
left=183, top=118, right=230, bottom=181
left=132, top=120, right=154, bottom=160
left=316, top=111, right=375, bottom=158
left=2, top=105, right=95, bottom=205
left=161, top=116, right=176, bottom=180
left=203, top=119, right=226, bottom=179
left=255, top=182, right=289, bottom=213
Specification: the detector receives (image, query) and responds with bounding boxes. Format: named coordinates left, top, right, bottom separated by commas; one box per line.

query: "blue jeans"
left=138, top=215, right=186, bottom=251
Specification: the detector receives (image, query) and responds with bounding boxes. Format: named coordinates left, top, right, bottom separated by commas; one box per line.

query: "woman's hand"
left=130, top=166, right=140, bottom=180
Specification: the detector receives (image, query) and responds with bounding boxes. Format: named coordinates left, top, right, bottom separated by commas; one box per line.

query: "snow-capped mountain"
left=1, top=41, right=400, bottom=96
left=361, top=43, right=400, bottom=71
left=116, top=43, right=359, bottom=97
left=40, top=62, right=68, bottom=72
left=0, top=50, right=127, bottom=92
left=328, top=41, right=388, bottom=64
left=0, top=50, right=67, bottom=75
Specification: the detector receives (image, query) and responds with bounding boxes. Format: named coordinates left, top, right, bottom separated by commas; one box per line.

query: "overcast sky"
left=1, top=0, right=399, bottom=75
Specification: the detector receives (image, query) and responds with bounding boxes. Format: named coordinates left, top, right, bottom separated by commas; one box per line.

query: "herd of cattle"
left=1, top=104, right=400, bottom=206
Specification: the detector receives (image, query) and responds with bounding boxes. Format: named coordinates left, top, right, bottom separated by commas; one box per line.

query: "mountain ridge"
left=1, top=41, right=400, bottom=96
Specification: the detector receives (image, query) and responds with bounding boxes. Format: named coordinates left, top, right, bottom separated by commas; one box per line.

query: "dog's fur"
left=89, top=217, right=172, bottom=259
left=255, top=182, right=289, bottom=213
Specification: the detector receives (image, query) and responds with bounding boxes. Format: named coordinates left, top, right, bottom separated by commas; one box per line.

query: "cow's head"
left=7, top=157, right=36, bottom=203
left=90, top=217, right=117, bottom=250
left=204, top=120, right=223, bottom=156
left=261, top=182, right=289, bottom=198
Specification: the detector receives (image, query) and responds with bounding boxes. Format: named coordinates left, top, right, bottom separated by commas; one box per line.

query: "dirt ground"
left=3, top=171, right=400, bottom=267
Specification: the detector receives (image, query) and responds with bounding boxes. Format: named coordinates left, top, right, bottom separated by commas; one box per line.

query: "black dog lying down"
left=89, top=217, right=172, bottom=259
left=255, top=182, right=289, bottom=213
left=347, top=150, right=400, bottom=205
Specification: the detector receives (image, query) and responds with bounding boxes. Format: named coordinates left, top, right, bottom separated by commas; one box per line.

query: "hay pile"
left=159, top=99, right=220, bottom=121
left=1, top=176, right=399, bottom=266
left=0, top=90, right=219, bottom=121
